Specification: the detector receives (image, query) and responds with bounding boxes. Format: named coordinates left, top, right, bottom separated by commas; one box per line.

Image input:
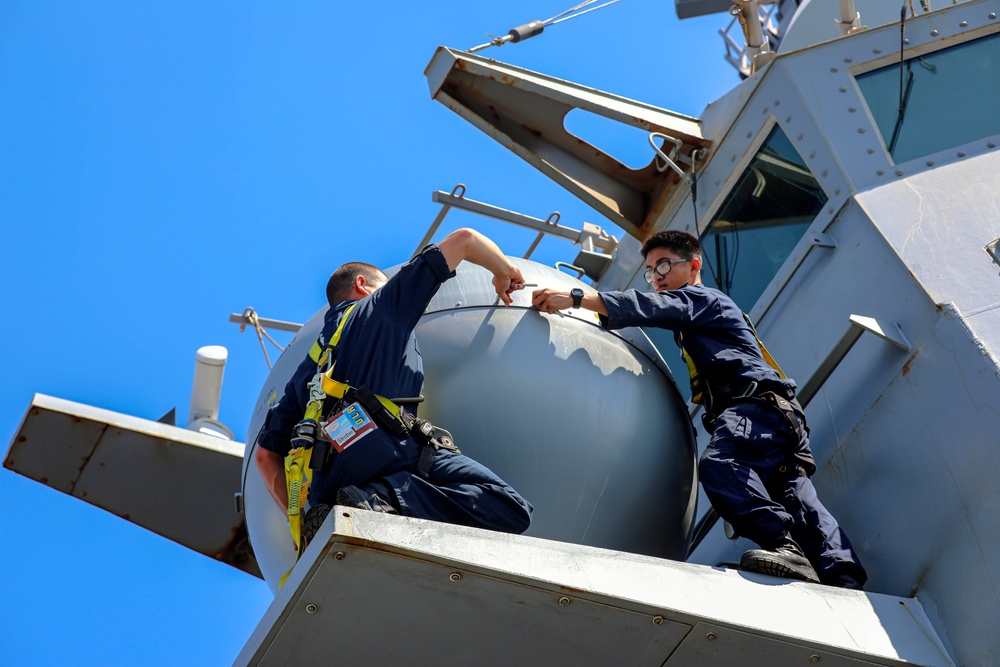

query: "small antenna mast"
left=468, top=0, right=622, bottom=53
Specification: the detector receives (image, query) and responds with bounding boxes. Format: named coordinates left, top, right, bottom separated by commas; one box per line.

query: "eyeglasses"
left=643, top=258, right=691, bottom=283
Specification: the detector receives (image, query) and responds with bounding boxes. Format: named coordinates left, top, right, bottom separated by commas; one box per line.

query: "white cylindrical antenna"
left=188, top=345, right=229, bottom=428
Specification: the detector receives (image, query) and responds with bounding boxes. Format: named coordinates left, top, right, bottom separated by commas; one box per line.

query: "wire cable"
left=468, top=0, right=622, bottom=52
left=239, top=307, right=286, bottom=370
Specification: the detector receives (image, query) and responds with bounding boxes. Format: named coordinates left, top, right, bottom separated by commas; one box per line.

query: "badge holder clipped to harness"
left=280, top=303, right=459, bottom=585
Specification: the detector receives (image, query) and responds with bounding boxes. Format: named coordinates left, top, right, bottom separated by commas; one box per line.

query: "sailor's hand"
left=531, top=288, right=572, bottom=314
left=493, top=264, right=525, bottom=306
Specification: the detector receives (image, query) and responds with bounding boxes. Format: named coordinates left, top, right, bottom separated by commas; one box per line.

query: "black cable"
left=692, top=170, right=724, bottom=290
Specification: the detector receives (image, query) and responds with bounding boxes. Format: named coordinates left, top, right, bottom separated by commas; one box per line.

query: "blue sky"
left=0, top=3, right=735, bottom=664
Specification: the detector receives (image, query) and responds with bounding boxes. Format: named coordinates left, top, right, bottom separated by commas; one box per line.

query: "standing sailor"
left=532, top=230, right=866, bottom=588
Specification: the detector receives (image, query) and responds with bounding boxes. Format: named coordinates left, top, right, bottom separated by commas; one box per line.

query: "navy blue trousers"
left=698, top=399, right=867, bottom=587
left=310, top=430, right=532, bottom=535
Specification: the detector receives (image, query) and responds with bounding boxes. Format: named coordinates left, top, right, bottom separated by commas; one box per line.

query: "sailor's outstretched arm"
left=531, top=288, right=608, bottom=316
left=437, top=228, right=525, bottom=305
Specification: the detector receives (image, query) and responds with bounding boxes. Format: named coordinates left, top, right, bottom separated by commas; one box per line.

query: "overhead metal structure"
left=425, top=48, right=708, bottom=241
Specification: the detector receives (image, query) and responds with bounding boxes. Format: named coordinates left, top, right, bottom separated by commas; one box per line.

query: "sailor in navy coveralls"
left=255, top=228, right=532, bottom=536
left=533, top=230, right=865, bottom=588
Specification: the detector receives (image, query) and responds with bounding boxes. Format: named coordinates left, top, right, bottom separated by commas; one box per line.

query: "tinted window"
left=856, top=31, right=1000, bottom=163
left=700, top=125, right=826, bottom=310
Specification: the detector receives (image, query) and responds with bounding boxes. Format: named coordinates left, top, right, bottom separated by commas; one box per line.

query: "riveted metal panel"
left=255, top=542, right=692, bottom=667
left=666, top=622, right=903, bottom=667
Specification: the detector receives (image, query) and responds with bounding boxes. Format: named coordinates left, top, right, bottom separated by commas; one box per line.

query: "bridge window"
left=699, top=125, right=827, bottom=310
left=856, top=31, right=1000, bottom=164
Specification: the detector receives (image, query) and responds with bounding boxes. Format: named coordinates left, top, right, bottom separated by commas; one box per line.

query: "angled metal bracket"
left=425, top=47, right=708, bottom=240
left=984, top=236, right=1000, bottom=268
left=798, top=314, right=911, bottom=407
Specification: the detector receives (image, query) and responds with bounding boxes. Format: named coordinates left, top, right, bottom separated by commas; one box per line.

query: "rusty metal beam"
left=425, top=47, right=708, bottom=241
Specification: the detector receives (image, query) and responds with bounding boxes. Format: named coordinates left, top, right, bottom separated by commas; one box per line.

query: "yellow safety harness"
left=680, top=312, right=786, bottom=411
left=280, top=303, right=357, bottom=588
left=280, top=302, right=450, bottom=587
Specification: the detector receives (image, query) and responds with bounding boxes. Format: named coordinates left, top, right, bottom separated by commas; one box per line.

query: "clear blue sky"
left=0, top=3, right=735, bottom=664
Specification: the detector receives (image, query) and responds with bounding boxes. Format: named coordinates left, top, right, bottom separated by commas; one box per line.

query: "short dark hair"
left=640, top=230, right=701, bottom=260
left=326, top=262, right=386, bottom=306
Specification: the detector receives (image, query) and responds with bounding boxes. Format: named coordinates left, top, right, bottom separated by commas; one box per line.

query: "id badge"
left=322, top=402, right=378, bottom=453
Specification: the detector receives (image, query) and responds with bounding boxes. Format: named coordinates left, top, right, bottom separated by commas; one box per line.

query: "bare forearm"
left=255, top=447, right=288, bottom=511
left=438, top=228, right=524, bottom=306
left=439, top=228, right=506, bottom=273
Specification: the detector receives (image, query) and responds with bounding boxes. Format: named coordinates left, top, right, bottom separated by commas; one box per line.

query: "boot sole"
left=302, top=504, right=331, bottom=549
left=740, top=552, right=821, bottom=584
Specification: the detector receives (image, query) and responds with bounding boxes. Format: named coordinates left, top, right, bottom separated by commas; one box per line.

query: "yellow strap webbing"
left=308, top=340, right=323, bottom=365
left=742, top=313, right=786, bottom=379
left=680, top=345, right=707, bottom=406
left=680, top=312, right=785, bottom=409
left=320, top=374, right=405, bottom=423
left=281, top=302, right=360, bottom=586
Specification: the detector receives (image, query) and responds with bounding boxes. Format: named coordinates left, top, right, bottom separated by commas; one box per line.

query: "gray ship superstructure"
left=7, top=0, right=1000, bottom=664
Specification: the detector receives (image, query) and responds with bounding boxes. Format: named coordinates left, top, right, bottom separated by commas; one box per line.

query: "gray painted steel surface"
left=3, top=394, right=257, bottom=576
left=428, top=2, right=1000, bottom=664
left=236, top=509, right=951, bottom=667
left=8, top=2, right=1000, bottom=665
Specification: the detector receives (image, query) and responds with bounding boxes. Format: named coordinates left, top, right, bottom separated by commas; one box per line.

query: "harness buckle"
left=291, top=420, right=317, bottom=449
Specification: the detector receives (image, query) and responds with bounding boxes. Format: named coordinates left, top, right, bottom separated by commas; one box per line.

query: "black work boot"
left=335, top=484, right=398, bottom=513
left=302, top=504, right=331, bottom=550
left=740, top=534, right=821, bottom=584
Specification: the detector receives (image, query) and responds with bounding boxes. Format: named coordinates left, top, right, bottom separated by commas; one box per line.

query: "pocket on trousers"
left=336, top=429, right=411, bottom=484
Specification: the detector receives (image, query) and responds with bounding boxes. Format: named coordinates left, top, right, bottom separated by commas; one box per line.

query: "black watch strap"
left=571, top=288, right=584, bottom=309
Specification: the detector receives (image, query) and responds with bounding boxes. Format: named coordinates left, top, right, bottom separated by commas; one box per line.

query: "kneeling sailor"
left=255, top=228, right=533, bottom=561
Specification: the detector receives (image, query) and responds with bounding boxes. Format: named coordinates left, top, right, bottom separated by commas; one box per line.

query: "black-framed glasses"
left=643, top=258, right=691, bottom=283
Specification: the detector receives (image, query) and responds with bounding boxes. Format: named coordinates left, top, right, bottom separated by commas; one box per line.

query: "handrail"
left=413, top=185, right=618, bottom=261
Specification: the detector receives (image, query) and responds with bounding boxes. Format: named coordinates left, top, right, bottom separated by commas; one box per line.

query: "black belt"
left=702, top=382, right=801, bottom=434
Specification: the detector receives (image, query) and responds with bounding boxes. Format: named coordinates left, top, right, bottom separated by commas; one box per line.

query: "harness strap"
left=742, top=313, right=787, bottom=380
left=679, top=341, right=711, bottom=411
left=282, top=302, right=358, bottom=577
left=324, top=382, right=459, bottom=480
left=683, top=312, right=789, bottom=431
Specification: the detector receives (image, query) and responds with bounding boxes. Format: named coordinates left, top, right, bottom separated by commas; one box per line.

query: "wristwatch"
left=571, top=288, right=584, bottom=309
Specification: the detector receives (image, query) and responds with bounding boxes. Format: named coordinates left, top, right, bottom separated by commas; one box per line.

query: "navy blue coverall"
left=599, top=283, right=866, bottom=586
left=257, top=245, right=532, bottom=534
